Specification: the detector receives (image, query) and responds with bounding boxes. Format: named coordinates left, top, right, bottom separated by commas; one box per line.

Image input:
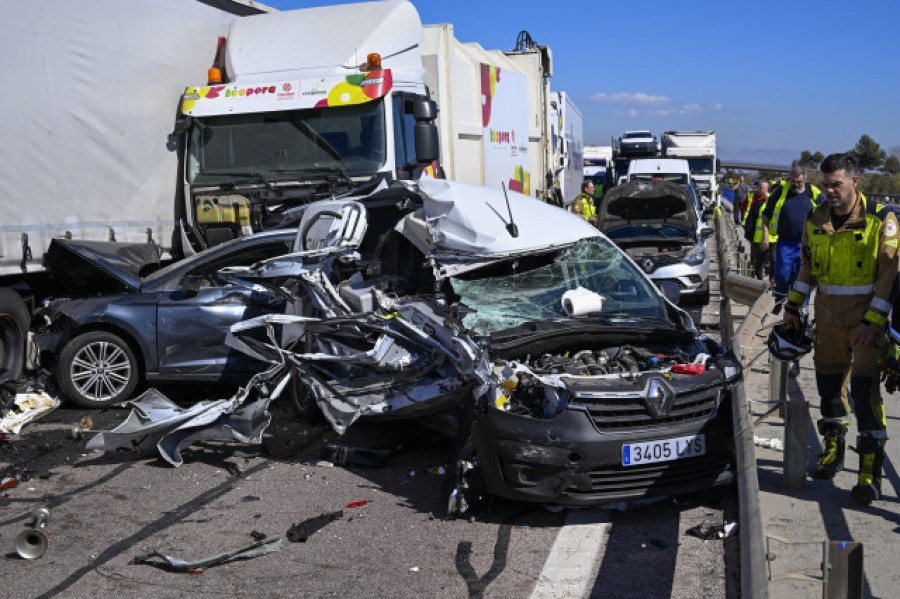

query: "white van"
left=626, top=158, right=692, bottom=185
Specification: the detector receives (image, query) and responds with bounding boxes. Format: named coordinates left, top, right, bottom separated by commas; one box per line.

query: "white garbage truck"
left=176, top=1, right=584, bottom=251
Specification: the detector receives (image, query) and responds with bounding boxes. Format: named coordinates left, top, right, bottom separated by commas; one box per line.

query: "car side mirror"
left=180, top=275, right=204, bottom=298
left=657, top=280, right=681, bottom=304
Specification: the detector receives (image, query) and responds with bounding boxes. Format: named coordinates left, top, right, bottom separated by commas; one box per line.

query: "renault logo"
left=644, top=378, right=674, bottom=418
left=642, top=258, right=655, bottom=273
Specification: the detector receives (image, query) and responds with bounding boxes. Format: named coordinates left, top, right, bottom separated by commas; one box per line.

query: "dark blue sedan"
left=36, top=230, right=296, bottom=407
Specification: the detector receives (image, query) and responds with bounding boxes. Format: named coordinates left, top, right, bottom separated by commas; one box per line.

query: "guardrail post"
left=783, top=399, right=809, bottom=491
left=769, top=355, right=788, bottom=419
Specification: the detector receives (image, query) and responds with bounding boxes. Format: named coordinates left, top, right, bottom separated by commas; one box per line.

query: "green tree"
left=883, top=155, right=900, bottom=175
left=852, top=135, right=886, bottom=170
left=798, top=150, right=824, bottom=169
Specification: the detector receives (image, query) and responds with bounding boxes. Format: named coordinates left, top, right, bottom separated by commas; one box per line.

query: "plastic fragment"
left=671, top=363, right=706, bottom=375
left=1, top=476, right=18, bottom=489
left=753, top=436, right=784, bottom=451
left=345, top=500, right=368, bottom=508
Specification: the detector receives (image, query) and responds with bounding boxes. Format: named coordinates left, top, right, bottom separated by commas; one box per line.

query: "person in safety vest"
left=572, top=179, right=598, bottom=226
left=743, top=181, right=770, bottom=278
left=762, top=165, right=822, bottom=303
left=784, top=152, right=899, bottom=503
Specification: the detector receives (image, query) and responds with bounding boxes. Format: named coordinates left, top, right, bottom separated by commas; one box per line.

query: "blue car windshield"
left=450, top=237, right=667, bottom=335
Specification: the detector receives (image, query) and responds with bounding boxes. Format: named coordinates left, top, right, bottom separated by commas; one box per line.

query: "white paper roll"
left=561, top=286, right=605, bottom=316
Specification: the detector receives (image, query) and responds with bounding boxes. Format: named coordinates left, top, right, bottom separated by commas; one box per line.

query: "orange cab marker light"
left=208, top=67, right=222, bottom=85
left=365, top=53, right=381, bottom=71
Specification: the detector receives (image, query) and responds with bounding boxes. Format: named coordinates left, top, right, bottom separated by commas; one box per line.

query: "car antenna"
left=502, top=182, right=519, bottom=238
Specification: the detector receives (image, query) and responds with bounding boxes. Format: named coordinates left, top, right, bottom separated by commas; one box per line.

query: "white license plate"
left=622, top=434, right=705, bottom=466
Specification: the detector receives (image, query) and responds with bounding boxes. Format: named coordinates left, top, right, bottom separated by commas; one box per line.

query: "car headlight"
left=683, top=244, right=707, bottom=266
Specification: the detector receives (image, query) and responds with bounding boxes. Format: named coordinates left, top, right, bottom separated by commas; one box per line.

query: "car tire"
left=287, top=370, right=320, bottom=421
left=0, top=289, right=30, bottom=383
left=56, top=331, right=139, bottom=408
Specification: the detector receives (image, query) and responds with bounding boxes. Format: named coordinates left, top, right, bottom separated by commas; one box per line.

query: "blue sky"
left=261, top=0, right=899, bottom=165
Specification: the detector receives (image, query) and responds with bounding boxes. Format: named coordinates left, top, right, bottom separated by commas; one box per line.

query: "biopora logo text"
left=222, top=85, right=277, bottom=98
left=489, top=129, right=514, bottom=144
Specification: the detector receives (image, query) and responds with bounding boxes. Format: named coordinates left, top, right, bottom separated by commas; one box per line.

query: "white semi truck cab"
left=661, top=131, right=717, bottom=205
left=176, top=0, right=440, bottom=252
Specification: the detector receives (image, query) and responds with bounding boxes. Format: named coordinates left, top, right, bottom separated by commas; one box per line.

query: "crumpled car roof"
left=400, top=178, right=600, bottom=263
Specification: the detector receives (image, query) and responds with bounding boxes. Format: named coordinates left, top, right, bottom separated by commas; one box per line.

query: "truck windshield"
left=186, top=101, right=386, bottom=183
left=686, top=158, right=714, bottom=175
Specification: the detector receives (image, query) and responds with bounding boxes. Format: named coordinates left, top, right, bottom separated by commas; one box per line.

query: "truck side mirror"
left=415, top=121, right=440, bottom=164
left=413, top=98, right=440, bottom=164
left=413, top=98, right=438, bottom=121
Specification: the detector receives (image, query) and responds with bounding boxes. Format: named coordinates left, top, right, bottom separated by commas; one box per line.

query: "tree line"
left=797, top=135, right=900, bottom=195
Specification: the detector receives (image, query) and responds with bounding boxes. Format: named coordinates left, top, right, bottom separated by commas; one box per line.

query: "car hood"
left=398, top=178, right=600, bottom=277
left=43, top=238, right=160, bottom=295
left=599, top=180, right=697, bottom=231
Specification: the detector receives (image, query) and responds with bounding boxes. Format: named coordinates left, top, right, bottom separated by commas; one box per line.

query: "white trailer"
left=661, top=131, right=717, bottom=204
left=0, top=0, right=266, bottom=279
left=550, top=92, right=584, bottom=206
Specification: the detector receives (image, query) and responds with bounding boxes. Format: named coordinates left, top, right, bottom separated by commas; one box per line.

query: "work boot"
left=813, top=420, right=846, bottom=480
left=851, top=436, right=885, bottom=503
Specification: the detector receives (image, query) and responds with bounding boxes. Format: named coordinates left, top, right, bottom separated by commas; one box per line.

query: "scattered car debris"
left=686, top=521, right=737, bottom=540
left=15, top=507, right=51, bottom=559
left=0, top=391, right=61, bottom=435
left=345, top=500, right=369, bottom=508
left=132, top=534, right=283, bottom=571
left=85, top=367, right=289, bottom=466
left=286, top=510, right=344, bottom=543
left=753, top=435, right=784, bottom=452
left=320, top=443, right=394, bottom=468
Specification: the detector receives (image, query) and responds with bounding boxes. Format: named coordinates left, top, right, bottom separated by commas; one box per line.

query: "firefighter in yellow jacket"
left=784, top=153, right=899, bottom=502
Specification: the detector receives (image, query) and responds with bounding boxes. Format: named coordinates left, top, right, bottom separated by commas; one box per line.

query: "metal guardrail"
left=714, top=203, right=769, bottom=599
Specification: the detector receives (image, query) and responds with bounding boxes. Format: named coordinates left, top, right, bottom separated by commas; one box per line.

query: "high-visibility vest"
left=576, top=193, right=596, bottom=221
left=806, top=195, right=887, bottom=290
left=760, top=184, right=821, bottom=242
left=752, top=197, right=775, bottom=243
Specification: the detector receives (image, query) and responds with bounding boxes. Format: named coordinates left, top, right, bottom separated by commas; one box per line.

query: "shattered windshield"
left=450, top=237, right=668, bottom=335
left=187, top=101, right=386, bottom=183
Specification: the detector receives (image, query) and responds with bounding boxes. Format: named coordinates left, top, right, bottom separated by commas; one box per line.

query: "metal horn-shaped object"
left=15, top=507, right=50, bottom=559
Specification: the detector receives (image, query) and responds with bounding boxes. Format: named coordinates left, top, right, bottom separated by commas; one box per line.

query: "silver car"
left=598, top=179, right=713, bottom=305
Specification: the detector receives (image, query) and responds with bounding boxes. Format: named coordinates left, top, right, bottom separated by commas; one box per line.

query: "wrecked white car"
left=90, top=179, right=739, bottom=509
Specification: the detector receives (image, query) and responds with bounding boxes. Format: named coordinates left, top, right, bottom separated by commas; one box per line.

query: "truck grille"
left=579, top=386, right=719, bottom=429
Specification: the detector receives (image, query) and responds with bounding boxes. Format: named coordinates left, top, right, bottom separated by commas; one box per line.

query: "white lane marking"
left=530, top=508, right=612, bottom=599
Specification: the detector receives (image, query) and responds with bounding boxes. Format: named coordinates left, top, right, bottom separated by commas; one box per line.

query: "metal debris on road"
left=131, top=535, right=283, bottom=572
